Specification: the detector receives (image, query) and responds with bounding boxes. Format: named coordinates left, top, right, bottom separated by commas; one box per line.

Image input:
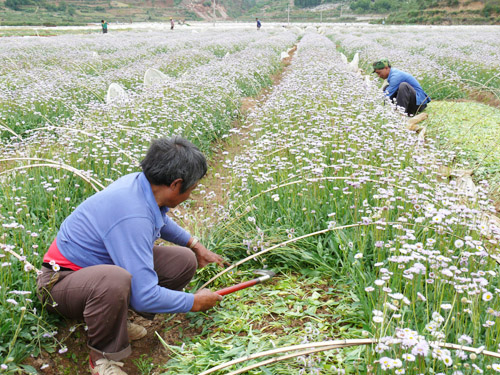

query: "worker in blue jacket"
left=373, top=58, right=430, bottom=116
left=37, top=136, right=227, bottom=375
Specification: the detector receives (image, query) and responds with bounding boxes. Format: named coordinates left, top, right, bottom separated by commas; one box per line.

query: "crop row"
left=0, top=29, right=297, bottom=372
left=325, top=25, right=500, bottom=101
left=0, top=29, right=289, bottom=137
left=198, top=31, right=500, bottom=373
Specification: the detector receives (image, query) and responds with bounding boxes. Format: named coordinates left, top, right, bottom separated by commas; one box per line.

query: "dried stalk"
left=1, top=245, right=39, bottom=273
left=199, top=338, right=500, bottom=375
left=0, top=122, right=22, bottom=140
left=199, top=339, right=375, bottom=375
left=0, top=159, right=105, bottom=191
left=224, top=346, right=341, bottom=375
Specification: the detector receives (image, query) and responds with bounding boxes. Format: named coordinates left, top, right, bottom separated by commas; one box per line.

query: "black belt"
left=42, top=262, right=75, bottom=272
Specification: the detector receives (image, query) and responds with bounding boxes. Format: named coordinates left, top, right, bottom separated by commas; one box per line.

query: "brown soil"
left=441, top=1, right=483, bottom=11
left=467, top=89, right=500, bottom=108
left=181, top=0, right=230, bottom=21
left=172, top=45, right=298, bottom=235
left=25, top=313, right=197, bottom=375
left=23, top=45, right=297, bottom=375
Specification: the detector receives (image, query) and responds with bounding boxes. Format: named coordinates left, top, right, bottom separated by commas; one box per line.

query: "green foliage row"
left=425, top=101, right=500, bottom=194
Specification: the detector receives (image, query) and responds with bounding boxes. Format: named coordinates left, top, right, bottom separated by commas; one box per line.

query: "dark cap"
left=372, top=58, right=390, bottom=72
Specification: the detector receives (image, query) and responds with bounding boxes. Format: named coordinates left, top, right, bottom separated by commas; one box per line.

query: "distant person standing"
left=170, top=17, right=174, bottom=30
left=101, top=20, right=108, bottom=34
left=256, top=18, right=261, bottom=30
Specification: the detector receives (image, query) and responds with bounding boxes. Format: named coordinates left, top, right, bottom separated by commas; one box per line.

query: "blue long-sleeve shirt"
left=385, top=68, right=431, bottom=106
left=56, top=172, right=195, bottom=314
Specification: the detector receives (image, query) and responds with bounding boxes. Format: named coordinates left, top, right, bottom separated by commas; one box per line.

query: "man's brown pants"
left=37, top=245, right=197, bottom=361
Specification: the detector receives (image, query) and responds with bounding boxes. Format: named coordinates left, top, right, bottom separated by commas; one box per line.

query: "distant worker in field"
left=37, top=137, right=227, bottom=375
left=372, top=58, right=430, bottom=116
left=256, top=17, right=262, bottom=30
left=170, top=17, right=174, bottom=30
left=101, top=19, right=108, bottom=34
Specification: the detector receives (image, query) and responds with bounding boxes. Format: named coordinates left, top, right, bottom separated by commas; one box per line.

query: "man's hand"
left=191, top=241, right=229, bottom=269
left=190, top=288, right=222, bottom=312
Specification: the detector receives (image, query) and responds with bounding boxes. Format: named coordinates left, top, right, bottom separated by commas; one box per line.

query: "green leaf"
left=19, top=364, right=38, bottom=374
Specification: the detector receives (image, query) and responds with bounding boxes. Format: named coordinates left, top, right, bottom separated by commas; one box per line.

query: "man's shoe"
left=127, top=321, right=147, bottom=341
left=90, top=358, right=127, bottom=375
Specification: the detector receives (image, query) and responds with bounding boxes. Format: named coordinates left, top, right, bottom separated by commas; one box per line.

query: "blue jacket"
left=385, top=68, right=430, bottom=106
left=57, top=172, right=194, bottom=314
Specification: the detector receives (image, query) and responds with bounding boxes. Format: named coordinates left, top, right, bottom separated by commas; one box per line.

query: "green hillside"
left=0, top=0, right=498, bottom=26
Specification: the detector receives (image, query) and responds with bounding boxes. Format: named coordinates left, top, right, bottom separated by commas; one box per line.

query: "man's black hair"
left=140, top=136, right=207, bottom=193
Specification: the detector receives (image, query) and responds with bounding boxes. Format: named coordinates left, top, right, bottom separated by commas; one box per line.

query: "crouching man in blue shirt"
left=372, top=58, right=430, bottom=116
left=37, top=136, right=228, bottom=375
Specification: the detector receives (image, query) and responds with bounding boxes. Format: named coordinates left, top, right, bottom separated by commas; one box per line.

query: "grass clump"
left=425, top=101, right=500, bottom=193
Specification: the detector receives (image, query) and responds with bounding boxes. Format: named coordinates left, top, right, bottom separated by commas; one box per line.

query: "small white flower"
left=58, top=347, right=68, bottom=354
left=458, top=334, right=472, bottom=345
left=388, top=293, right=404, bottom=300
left=402, top=353, right=415, bottom=362
left=483, top=292, right=493, bottom=302
left=432, top=215, right=443, bottom=223
left=472, top=363, right=483, bottom=373
left=375, top=342, right=389, bottom=353
left=442, top=356, right=453, bottom=367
